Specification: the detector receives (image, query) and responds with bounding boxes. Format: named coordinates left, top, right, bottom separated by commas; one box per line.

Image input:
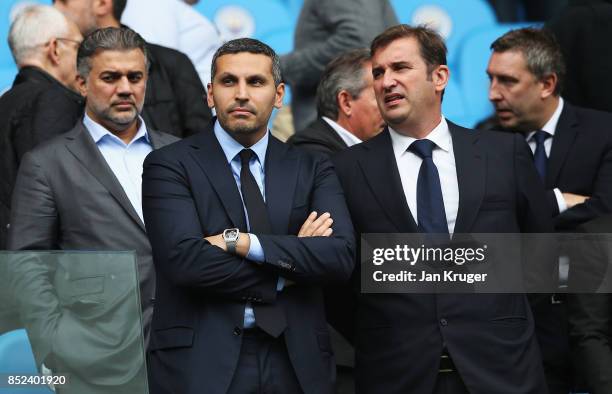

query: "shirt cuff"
left=246, top=233, right=265, bottom=263
left=277, top=277, right=285, bottom=291
left=554, top=188, right=568, bottom=213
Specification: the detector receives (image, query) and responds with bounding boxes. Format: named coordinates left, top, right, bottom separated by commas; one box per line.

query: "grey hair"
left=316, top=48, right=371, bottom=120
left=491, top=27, right=565, bottom=96
left=8, top=5, right=70, bottom=65
left=77, top=27, right=149, bottom=78
left=211, top=37, right=282, bottom=86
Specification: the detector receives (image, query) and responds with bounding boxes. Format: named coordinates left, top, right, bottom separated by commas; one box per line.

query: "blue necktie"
left=409, top=139, right=448, bottom=235
left=533, top=130, right=550, bottom=181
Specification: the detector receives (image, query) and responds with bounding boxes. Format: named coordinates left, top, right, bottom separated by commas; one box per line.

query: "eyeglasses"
left=55, top=37, right=82, bottom=48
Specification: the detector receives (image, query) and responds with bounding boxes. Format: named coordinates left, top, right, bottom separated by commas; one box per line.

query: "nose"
left=117, top=76, right=133, bottom=96
left=235, top=80, right=248, bottom=101
left=381, top=70, right=397, bottom=90
left=488, top=79, right=502, bottom=102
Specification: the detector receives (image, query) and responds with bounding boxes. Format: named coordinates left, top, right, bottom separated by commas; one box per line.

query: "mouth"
left=229, top=107, right=255, bottom=116
left=383, top=93, right=404, bottom=106
left=112, top=101, right=135, bottom=110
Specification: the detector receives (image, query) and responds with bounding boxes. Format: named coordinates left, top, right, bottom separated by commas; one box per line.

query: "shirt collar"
left=389, top=116, right=451, bottom=159
left=527, top=97, right=564, bottom=141
left=83, top=113, right=150, bottom=146
left=321, top=116, right=363, bottom=147
left=213, top=119, right=269, bottom=167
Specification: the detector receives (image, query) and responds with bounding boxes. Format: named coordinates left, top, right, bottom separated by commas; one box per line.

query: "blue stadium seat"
left=279, top=0, right=303, bottom=24
left=441, top=77, right=470, bottom=128
left=193, top=0, right=294, bottom=42
left=390, top=0, right=496, bottom=69
left=0, top=329, right=51, bottom=393
left=457, top=23, right=535, bottom=127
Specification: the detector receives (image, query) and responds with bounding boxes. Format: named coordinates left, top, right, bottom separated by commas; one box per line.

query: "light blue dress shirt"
left=213, top=121, right=284, bottom=328
left=83, top=114, right=152, bottom=222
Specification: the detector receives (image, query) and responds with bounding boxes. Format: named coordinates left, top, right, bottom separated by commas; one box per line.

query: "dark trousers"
left=433, top=371, right=470, bottom=394
left=227, top=329, right=303, bottom=394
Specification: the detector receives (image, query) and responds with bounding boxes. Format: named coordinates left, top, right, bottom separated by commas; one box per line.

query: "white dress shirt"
left=84, top=114, right=152, bottom=222
left=389, top=117, right=459, bottom=234
left=321, top=116, right=363, bottom=147
left=525, top=98, right=567, bottom=213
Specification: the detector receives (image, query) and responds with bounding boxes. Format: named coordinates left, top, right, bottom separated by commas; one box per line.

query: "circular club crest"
left=411, top=5, right=453, bottom=40
left=214, top=5, right=256, bottom=41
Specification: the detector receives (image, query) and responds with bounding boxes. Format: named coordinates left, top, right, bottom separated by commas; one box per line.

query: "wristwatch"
left=223, top=228, right=240, bottom=254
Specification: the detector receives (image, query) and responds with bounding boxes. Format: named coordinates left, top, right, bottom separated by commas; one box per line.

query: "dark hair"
left=77, top=26, right=148, bottom=78
left=490, top=27, right=565, bottom=96
left=210, top=37, right=282, bottom=86
left=52, top=0, right=126, bottom=22
left=371, top=24, right=447, bottom=74
left=316, top=48, right=371, bottom=119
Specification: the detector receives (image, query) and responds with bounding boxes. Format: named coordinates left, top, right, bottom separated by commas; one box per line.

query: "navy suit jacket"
left=142, top=124, right=355, bottom=394
left=545, top=103, right=612, bottom=230
left=333, top=122, right=553, bottom=394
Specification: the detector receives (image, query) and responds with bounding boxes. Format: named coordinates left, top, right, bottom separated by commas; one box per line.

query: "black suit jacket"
left=545, top=102, right=612, bottom=230
left=333, top=122, right=552, bottom=394
left=142, top=124, right=356, bottom=394
left=288, top=117, right=348, bottom=156
left=141, top=42, right=212, bottom=137
left=568, top=214, right=612, bottom=394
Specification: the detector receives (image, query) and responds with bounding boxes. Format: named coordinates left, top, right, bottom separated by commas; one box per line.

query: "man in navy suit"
left=486, top=27, right=612, bottom=394
left=333, top=25, right=552, bottom=394
left=142, top=38, right=355, bottom=394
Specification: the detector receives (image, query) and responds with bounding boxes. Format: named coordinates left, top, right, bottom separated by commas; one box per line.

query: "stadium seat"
left=390, top=0, right=496, bottom=69
left=457, top=23, right=534, bottom=127
left=0, top=329, right=51, bottom=393
left=441, top=77, right=471, bottom=128
left=280, top=0, right=303, bottom=23
left=193, top=0, right=294, bottom=42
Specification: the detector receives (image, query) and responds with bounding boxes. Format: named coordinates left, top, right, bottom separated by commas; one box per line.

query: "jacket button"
left=233, top=327, right=242, bottom=336
left=440, top=318, right=448, bottom=326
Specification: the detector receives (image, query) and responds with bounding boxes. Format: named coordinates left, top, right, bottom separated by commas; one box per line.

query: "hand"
left=562, top=192, right=589, bottom=208
left=204, top=234, right=226, bottom=251
left=298, top=211, right=333, bottom=237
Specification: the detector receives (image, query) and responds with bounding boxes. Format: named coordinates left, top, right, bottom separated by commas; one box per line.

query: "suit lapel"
left=187, top=127, right=248, bottom=231
left=264, top=136, right=298, bottom=234
left=450, top=122, right=485, bottom=234
left=358, top=129, right=417, bottom=232
left=64, top=123, right=146, bottom=232
left=547, top=104, right=578, bottom=187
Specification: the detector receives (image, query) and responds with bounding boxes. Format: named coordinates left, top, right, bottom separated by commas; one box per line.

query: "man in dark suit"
left=0, top=5, right=84, bottom=334
left=486, top=27, right=612, bottom=393
left=8, top=27, right=177, bottom=393
left=333, top=25, right=552, bottom=394
left=142, top=38, right=355, bottom=394
left=54, top=0, right=212, bottom=138
left=567, top=215, right=612, bottom=394
left=288, top=48, right=384, bottom=156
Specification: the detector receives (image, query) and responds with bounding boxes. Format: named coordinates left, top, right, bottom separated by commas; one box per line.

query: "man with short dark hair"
left=8, top=26, right=177, bottom=394
left=486, top=27, right=612, bottom=394
left=334, top=24, right=551, bottom=393
left=143, top=37, right=355, bottom=394
left=53, top=0, right=212, bottom=137
left=288, top=48, right=384, bottom=156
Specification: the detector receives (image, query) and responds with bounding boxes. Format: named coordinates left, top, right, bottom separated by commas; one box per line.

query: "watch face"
left=224, top=228, right=239, bottom=240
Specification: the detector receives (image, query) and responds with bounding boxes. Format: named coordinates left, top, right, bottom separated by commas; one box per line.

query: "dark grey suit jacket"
left=6, top=122, right=177, bottom=389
